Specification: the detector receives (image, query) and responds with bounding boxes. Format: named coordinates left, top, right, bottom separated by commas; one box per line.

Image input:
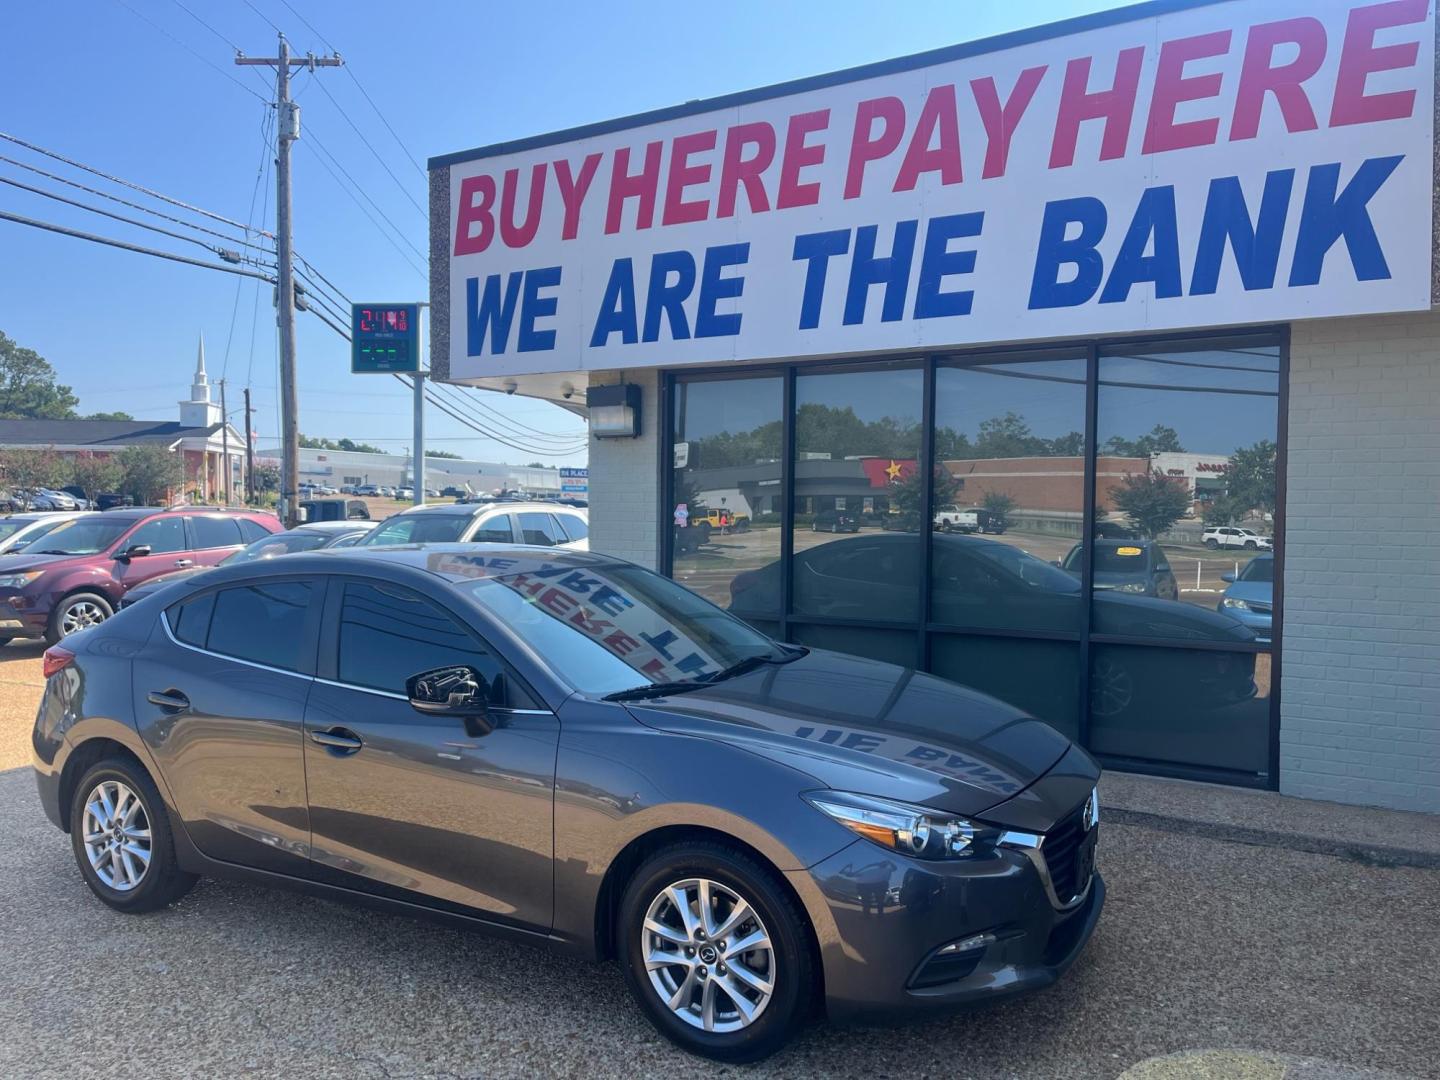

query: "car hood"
left=625, top=647, right=1072, bottom=817
left=0, top=552, right=82, bottom=574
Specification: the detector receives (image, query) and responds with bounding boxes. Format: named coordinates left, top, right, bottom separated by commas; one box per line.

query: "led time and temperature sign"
left=351, top=303, right=421, bottom=374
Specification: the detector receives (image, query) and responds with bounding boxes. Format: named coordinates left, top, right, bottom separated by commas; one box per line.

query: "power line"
left=109, top=0, right=269, bottom=102
left=306, top=130, right=425, bottom=261
left=311, top=77, right=425, bottom=217
left=0, top=153, right=272, bottom=253
left=427, top=381, right=587, bottom=446
left=0, top=208, right=275, bottom=282
left=0, top=131, right=274, bottom=239
left=272, top=0, right=426, bottom=178
left=238, top=0, right=282, bottom=34
left=168, top=0, right=243, bottom=52
left=299, top=135, right=426, bottom=277
left=223, top=106, right=276, bottom=382
left=0, top=173, right=272, bottom=267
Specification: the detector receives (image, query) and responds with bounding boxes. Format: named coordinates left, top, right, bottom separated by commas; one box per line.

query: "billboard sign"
left=438, top=0, right=1434, bottom=381
left=559, top=466, right=589, bottom=494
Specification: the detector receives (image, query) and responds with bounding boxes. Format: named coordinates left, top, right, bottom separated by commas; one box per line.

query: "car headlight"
left=1221, top=597, right=1250, bottom=611
left=804, top=791, right=988, bottom=859
left=1113, top=582, right=1147, bottom=593
left=0, top=570, right=42, bottom=589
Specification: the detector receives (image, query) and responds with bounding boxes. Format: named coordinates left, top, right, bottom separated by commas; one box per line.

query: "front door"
left=303, top=577, right=558, bottom=931
left=132, top=577, right=320, bottom=874
left=111, top=515, right=195, bottom=590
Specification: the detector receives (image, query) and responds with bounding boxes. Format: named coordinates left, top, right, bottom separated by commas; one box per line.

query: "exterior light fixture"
left=589, top=383, right=642, bottom=439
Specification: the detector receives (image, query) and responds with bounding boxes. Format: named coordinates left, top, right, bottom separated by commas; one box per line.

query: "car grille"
left=1040, top=801, right=1092, bottom=904
left=1247, top=600, right=1273, bottom=614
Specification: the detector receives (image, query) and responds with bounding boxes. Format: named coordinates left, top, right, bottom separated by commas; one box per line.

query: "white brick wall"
left=587, top=369, right=661, bottom=568
left=1282, top=311, right=1440, bottom=813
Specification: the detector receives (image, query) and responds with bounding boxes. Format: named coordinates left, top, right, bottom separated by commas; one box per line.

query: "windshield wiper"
left=35, top=549, right=74, bottom=555
left=602, top=680, right=713, bottom=702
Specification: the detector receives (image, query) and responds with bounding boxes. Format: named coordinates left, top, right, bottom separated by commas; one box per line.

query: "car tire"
left=1244, top=540, right=1257, bottom=549
left=618, top=841, right=814, bottom=1063
left=1204, top=538, right=1219, bottom=549
left=69, top=758, right=197, bottom=913
left=46, top=591, right=114, bottom=645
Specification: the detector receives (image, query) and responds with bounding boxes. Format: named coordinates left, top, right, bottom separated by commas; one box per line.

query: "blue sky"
left=0, top=0, right=1123, bottom=465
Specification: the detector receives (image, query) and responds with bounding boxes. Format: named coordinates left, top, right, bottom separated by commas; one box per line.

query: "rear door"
left=186, top=514, right=246, bottom=568
left=133, top=575, right=321, bottom=874
left=301, top=576, right=558, bottom=929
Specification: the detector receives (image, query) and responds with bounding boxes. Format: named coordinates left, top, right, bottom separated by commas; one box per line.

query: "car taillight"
left=42, top=645, right=75, bottom=679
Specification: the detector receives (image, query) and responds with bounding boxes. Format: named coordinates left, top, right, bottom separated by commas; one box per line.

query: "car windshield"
left=5, top=518, right=69, bottom=551
left=359, top=513, right=470, bottom=545
left=0, top=520, right=29, bottom=543
left=29, top=516, right=133, bottom=555
left=222, top=532, right=331, bottom=564
left=1239, top=557, right=1274, bottom=583
left=453, top=554, right=785, bottom=695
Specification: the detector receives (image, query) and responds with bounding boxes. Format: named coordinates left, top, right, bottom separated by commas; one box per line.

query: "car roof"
left=6, top=510, right=85, bottom=522
left=379, top=500, right=582, bottom=518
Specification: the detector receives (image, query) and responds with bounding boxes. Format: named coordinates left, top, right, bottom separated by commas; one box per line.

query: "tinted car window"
left=237, top=518, right=272, bottom=543
left=337, top=581, right=502, bottom=695
left=223, top=531, right=330, bottom=564
left=517, top=512, right=563, bottom=547
left=555, top=513, right=587, bottom=542
left=1240, top=557, right=1274, bottom=583
left=190, top=515, right=243, bottom=549
left=327, top=531, right=367, bottom=548
left=361, top=514, right=469, bottom=545
left=169, top=591, right=215, bottom=647
left=206, top=581, right=313, bottom=671
left=125, top=516, right=188, bottom=555
left=470, top=514, right=515, bottom=543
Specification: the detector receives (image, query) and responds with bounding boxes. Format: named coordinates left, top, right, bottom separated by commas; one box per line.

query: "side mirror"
left=406, top=665, right=492, bottom=736
left=116, top=544, right=152, bottom=562
left=1220, top=571, right=1237, bottom=583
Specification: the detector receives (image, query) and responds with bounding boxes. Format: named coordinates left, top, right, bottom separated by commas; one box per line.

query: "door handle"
left=309, top=727, right=364, bottom=753
left=173, top=559, right=193, bottom=568
left=147, top=689, right=190, bottom=712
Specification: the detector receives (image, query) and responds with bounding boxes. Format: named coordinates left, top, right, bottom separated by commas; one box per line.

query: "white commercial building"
left=256, top=446, right=565, bottom=496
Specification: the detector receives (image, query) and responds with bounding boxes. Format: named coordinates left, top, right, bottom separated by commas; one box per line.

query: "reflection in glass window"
left=930, top=635, right=1079, bottom=741
left=1095, top=339, right=1279, bottom=636
left=125, top=516, right=188, bottom=555
left=792, top=368, right=922, bottom=622
left=932, top=354, right=1088, bottom=631
left=206, top=582, right=312, bottom=671
left=338, top=582, right=497, bottom=694
left=672, top=376, right=783, bottom=618
left=1088, top=644, right=1270, bottom=779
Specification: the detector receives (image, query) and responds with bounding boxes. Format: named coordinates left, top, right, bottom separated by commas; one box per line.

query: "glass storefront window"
left=929, top=635, right=1080, bottom=741
left=1094, top=340, right=1279, bottom=640
left=932, top=353, right=1088, bottom=633
left=791, top=367, right=922, bottom=622
left=671, top=376, right=782, bottom=618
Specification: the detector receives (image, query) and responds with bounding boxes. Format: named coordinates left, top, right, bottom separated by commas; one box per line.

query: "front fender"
left=549, top=698, right=851, bottom=959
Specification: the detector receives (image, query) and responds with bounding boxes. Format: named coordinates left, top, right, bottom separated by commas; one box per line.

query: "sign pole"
left=413, top=370, right=425, bottom=506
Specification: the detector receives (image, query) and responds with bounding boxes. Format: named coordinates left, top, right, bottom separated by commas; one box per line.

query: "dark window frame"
left=165, top=574, right=324, bottom=676
left=662, top=324, right=1288, bottom=790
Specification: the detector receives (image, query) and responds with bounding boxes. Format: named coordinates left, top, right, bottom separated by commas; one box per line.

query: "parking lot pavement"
left=1, top=644, right=1435, bottom=1079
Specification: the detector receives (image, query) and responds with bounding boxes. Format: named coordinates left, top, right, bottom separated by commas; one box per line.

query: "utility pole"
left=243, top=387, right=256, bottom=504
left=237, top=35, right=342, bottom=527
left=219, top=378, right=231, bottom=504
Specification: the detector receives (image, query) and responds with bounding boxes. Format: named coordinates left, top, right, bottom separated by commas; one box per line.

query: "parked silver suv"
left=358, top=500, right=588, bottom=550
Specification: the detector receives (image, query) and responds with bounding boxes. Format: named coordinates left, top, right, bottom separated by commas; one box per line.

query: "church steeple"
left=180, top=333, right=222, bottom=428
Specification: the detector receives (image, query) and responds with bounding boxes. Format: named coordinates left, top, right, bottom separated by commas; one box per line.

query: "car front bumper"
left=0, top=596, right=45, bottom=637
left=793, top=831, right=1104, bottom=1022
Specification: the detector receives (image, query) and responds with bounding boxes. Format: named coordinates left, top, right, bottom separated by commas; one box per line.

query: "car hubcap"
left=1091, top=659, right=1134, bottom=717
left=81, top=780, right=151, bottom=892
left=642, top=877, right=775, bottom=1033
left=61, top=601, right=106, bottom=636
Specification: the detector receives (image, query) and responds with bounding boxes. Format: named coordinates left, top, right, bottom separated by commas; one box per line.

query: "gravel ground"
left=0, top=645, right=1436, bottom=1078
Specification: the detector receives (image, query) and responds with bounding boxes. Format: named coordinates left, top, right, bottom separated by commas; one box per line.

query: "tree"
left=84, top=411, right=134, bottom=421
left=0, top=332, right=80, bottom=419
left=1104, top=424, right=1185, bottom=458
left=426, top=449, right=462, bottom=459
left=69, top=452, right=122, bottom=503
left=0, top=446, right=66, bottom=492
left=1224, top=439, right=1277, bottom=515
left=524, top=461, right=546, bottom=469
left=117, top=445, right=184, bottom=504
left=299, top=434, right=388, bottom=455
left=982, top=489, right=1017, bottom=530
left=252, top=462, right=280, bottom=493
left=1202, top=493, right=1248, bottom=526
left=974, top=411, right=1047, bottom=459
left=1045, top=431, right=1085, bottom=457
left=889, top=465, right=958, bottom=529
left=1110, top=469, right=1190, bottom=538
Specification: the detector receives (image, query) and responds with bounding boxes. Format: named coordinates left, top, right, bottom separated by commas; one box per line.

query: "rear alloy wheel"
left=70, top=759, right=196, bottom=912
left=1204, top=538, right=1220, bottom=549
left=1090, top=656, right=1135, bottom=718
left=48, top=592, right=113, bottom=644
left=619, top=843, right=812, bottom=1062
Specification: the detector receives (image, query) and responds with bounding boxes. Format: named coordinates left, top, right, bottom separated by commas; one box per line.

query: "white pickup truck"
left=933, top=505, right=980, bottom=533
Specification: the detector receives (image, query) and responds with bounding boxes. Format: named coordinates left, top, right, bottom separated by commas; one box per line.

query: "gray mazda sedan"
left=32, top=544, right=1102, bottom=1061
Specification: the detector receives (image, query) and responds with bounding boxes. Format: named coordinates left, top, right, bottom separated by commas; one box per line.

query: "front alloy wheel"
left=642, top=878, right=775, bottom=1033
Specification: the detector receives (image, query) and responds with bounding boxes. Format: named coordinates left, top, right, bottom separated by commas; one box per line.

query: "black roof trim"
left=428, top=0, right=1227, bottom=170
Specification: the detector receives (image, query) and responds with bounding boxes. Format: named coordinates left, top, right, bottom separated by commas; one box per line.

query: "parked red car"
left=0, top=507, right=280, bottom=644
